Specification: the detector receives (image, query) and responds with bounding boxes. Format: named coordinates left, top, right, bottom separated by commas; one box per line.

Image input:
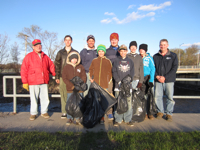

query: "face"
left=160, top=41, right=169, bottom=52
left=130, top=45, right=137, bottom=53
left=98, top=50, right=105, bottom=58
left=71, top=58, right=77, bottom=64
left=110, top=39, right=119, bottom=47
left=87, top=39, right=95, bottom=49
left=33, top=44, right=42, bottom=53
left=139, top=49, right=146, bottom=56
left=119, top=49, right=127, bottom=58
left=64, top=37, right=72, bottom=47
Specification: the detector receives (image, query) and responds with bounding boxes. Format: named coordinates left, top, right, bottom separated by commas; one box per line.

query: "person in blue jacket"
left=139, top=44, right=155, bottom=120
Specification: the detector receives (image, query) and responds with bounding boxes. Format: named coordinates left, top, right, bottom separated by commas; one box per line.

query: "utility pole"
left=179, top=43, right=184, bottom=67
left=25, top=35, right=29, bottom=56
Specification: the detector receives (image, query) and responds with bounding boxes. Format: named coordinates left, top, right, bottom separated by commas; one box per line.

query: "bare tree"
left=0, top=34, right=9, bottom=72
left=10, top=43, right=20, bottom=73
left=17, top=25, right=62, bottom=60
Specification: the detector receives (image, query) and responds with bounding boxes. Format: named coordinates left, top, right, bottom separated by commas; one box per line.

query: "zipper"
left=99, top=57, right=102, bottom=85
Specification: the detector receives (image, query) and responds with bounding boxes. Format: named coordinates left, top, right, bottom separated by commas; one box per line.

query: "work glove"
left=137, top=82, right=143, bottom=90
left=149, top=82, right=154, bottom=88
left=23, top=84, right=29, bottom=91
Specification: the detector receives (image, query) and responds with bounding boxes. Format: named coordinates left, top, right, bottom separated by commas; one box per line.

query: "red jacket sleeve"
left=20, top=56, right=29, bottom=84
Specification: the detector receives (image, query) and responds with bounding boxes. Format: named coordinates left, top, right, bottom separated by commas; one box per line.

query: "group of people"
left=20, top=32, right=178, bottom=127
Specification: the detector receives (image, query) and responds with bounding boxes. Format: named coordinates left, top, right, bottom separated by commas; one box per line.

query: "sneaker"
left=113, top=121, right=121, bottom=127
left=148, top=115, right=154, bottom=120
left=156, top=112, right=163, bottom=119
left=66, top=119, right=73, bottom=125
left=61, top=113, right=67, bottom=119
left=125, top=121, right=134, bottom=126
left=107, top=114, right=114, bottom=121
left=29, top=115, right=36, bottom=121
left=145, top=114, right=148, bottom=120
left=166, top=114, right=172, bottom=122
left=100, top=117, right=104, bottom=124
left=41, top=113, right=50, bottom=119
left=73, top=119, right=81, bottom=125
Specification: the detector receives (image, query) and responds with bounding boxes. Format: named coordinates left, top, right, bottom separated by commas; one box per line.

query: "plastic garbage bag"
left=132, top=89, right=147, bottom=122
left=116, top=75, right=132, bottom=114
left=65, top=91, right=83, bottom=118
left=65, top=76, right=86, bottom=118
left=80, top=81, right=117, bottom=128
left=147, top=87, right=157, bottom=116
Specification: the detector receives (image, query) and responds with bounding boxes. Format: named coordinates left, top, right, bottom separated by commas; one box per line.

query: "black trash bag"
left=80, top=82, right=117, bottom=128
left=116, top=75, right=132, bottom=114
left=65, top=91, right=83, bottom=118
left=147, top=87, right=157, bottom=116
left=116, top=92, right=128, bottom=114
left=132, top=89, right=147, bottom=122
left=119, top=75, right=132, bottom=97
left=141, top=75, right=150, bottom=95
left=70, top=76, right=87, bottom=92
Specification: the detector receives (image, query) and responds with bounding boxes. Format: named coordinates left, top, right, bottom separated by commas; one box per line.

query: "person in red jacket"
left=21, top=39, right=56, bottom=121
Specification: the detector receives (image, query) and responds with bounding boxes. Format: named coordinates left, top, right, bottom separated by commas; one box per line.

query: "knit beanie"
left=69, top=53, right=78, bottom=62
left=97, top=44, right=106, bottom=54
left=139, top=44, right=148, bottom=52
left=110, top=33, right=119, bottom=41
left=129, top=41, right=137, bottom=49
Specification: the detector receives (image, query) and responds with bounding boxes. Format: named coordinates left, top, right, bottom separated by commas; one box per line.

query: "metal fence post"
left=13, top=77, right=17, bottom=114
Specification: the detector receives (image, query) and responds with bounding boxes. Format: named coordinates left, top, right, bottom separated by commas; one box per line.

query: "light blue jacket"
left=143, top=53, right=155, bottom=83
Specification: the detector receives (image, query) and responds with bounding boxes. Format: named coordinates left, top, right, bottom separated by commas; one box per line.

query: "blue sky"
left=1, top=0, right=200, bottom=60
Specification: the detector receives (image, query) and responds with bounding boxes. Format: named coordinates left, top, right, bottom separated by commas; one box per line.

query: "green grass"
left=0, top=131, right=199, bottom=150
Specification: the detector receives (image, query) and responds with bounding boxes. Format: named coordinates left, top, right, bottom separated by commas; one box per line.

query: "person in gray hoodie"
left=127, top=41, right=144, bottom=90
left=80, top=35, right=97, bottom=97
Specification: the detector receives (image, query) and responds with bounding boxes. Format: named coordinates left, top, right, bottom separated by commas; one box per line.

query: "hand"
left=137, top=82, right=142, bottom=88
left=23, top=84, right=29, bottom=91
left=149, top=82, right=154, bottom=88
left=55, top=79, right=60, bottom=84
left=159, top=76, right=165, bottom=83
left=90, top=79, right=94, bottom=83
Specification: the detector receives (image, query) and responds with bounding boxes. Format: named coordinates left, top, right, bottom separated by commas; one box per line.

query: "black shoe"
left=114, top=121, right=121, bottom=127
left=125, top=121, right=134, bottom=126
left=61, top=113, right=67, bottom=119
left=66, top=119, right=73, bottom=125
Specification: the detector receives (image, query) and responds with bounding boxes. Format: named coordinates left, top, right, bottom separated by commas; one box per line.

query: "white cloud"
left=104, top=12, right=115, bottom=16
left=150, top=17, right=155, bottom=21
left=181, top=42, right=200, bottom=47
left=138, top=1, right=171, bottom=11
left=101, top=11, right=155, bottom=24
left=127, top=5, right=135, bottom=10
left=100, top=18, right=112, bottom=24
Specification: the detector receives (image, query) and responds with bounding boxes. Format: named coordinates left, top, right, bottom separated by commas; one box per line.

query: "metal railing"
left=2, top=76, right=200, bottom=113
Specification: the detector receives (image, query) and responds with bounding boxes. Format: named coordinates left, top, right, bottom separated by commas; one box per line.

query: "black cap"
left=87, top=35, right=95, bottom=41
left=129, top=41, right=137, bottom=49
left=69, top=54, right=78, bottom=62
left=139, top=44, right=148, bottom=52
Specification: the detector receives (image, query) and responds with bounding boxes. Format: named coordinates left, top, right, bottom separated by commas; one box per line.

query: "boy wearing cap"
left=112, top=44, right=135, bottom=126
left=62, top=51, right=87, bottom=125
left=21, top=39, right=56, bottom=121
left=80, top=35, right=97, bottom=97
left=127, top=41, right=144, bottom=89
left=139, top=44, right=155, bottom=120
left=54, top=35, right=79, bottom=119
left=89, top=44, right=112, bottom=124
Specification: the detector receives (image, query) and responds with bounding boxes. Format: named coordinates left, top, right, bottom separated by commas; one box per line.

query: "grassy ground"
left=0, top=131, right=199, bottom=150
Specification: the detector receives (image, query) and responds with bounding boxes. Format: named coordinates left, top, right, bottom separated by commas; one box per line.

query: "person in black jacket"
left=112, top=44, right=134, bottom=126
left=54, top=35, right=79, bottom=119
left=153, top=39, right=178, bottom=122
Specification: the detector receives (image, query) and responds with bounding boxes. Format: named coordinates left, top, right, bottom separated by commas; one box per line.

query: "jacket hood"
left=84, top=44, right=96, bottom=50
left=66, top=51, right=81, bottom=67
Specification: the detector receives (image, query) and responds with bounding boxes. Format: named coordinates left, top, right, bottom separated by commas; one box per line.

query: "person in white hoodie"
left=80, top=35, right=97, bottom=96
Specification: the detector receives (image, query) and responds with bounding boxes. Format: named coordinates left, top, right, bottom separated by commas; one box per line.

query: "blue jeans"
left=29, top=84, right=50, bottom=115
left=83, top=73, right=91, bottom=97
left=66, top=92, right=83, bottom=120
left=114, top=91, right=133, bottom=123
left=154, top=82, right=175, bottom=115
left=132, top=80, right=139, bottom=89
